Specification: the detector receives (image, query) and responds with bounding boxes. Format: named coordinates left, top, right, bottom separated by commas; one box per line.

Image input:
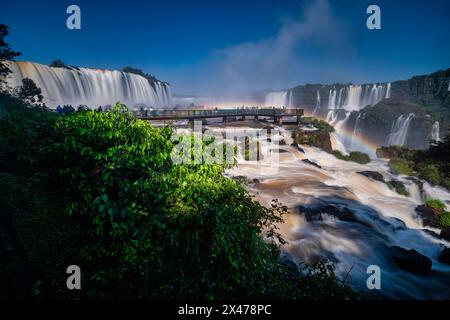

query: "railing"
left=134, top=108, right=303, bottom=119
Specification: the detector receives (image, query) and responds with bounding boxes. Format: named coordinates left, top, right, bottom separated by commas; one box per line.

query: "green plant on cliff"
left=423, top=199, right=450, bottom=228
left=331, top=150, right=371, bottom=164
left=0, top=96, right=355, bottom=300
left=388, top=158, right=414, bottom=175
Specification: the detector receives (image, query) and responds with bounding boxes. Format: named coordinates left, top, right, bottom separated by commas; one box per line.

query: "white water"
left=431, top=121, right=440, bottom=142
left=312, top=90, right=321, bottom=115
left=5, top=61, right=171, bottom=108
left=350, top=113, right=362, bottom=150
left=387, top=113, right=415, bottom=146
left=328, top=89, right=337, bottom=109
left=223, top=125, right=450, bottom=299
left=265, top=91, right=289, bottom=108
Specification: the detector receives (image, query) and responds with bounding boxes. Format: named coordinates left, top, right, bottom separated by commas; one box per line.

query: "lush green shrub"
left=331, top=150, right=371, bottom=164
left=424, top=199, right=446, bottom=211
left=417, top=163, right=440, bottom=185
left=332, top=150, right=348, bottom=161
left=348, top=152, right=371, bottom=164
left=0, top=99, right=355, bottom=300
left=439, top=211, right=450, bottom=228
left=388, top=158, right=414, bottom=175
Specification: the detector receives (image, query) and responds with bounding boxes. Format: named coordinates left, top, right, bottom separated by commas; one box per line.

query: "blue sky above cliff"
left=1, top=0, right=450, bottom=96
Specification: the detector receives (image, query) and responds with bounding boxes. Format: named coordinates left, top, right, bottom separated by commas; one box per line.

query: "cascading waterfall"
left=431, top=121, right=440, bottom=142
left=312, top=89, right=321, bottom=115
left=386, top=82, right=391, bottom=98
left=350, top=113, right=362, bottom=150
left=327, top=89, right=337, bottom=109
left=387, top=113, right=415, bottom=146
left=5, top=61, right=171, bottom=108
left=224, top=124, right=450, bottom=299
left=323, top=82, right=391, bottom=156
left=336, top=88, right=343, bottom=109
left=288, top=90, right=293, bottom=107
left=265, top=91, right=288, bottom=108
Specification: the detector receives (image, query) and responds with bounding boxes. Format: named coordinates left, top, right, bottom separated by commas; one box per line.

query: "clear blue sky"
left=1, top=0, right=450, bottom=95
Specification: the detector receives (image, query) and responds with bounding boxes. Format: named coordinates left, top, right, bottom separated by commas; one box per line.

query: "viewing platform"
left=134, top=108, right=304, bottom=125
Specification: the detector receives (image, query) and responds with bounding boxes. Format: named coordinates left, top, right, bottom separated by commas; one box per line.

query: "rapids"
left=220, top=124, right=450, bottom=299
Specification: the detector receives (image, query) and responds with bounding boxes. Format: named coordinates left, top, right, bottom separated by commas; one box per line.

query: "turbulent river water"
left=208, top=123, right=450, bottom=299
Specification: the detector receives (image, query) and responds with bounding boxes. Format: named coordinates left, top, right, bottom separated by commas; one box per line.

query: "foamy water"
left=221, top=125, right=450, bottom=299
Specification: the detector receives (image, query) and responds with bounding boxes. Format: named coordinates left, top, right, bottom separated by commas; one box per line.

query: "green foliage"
left=49, top=59, right=69, bottom=69
left=424, top=199, right=450, bottom=227
left=331, top=150, right=371, bottom=164
left=332, top=150, right=347, bottom=160
left=439, top=211, right=450, bottom=228
left=0, top=24, right=21, bottom=88
left=386, top=180, right=410, bottom=196
left=388, top=158, right=414, bottom=175
left=424, top=199, right=446, bottom=211
left=302, top=117, right=335, bottom=133
left=417, top=164, right=440, bottom=185
left=348, top=152, right=371, bottom=164
left=14, top=78, right=43, bottom=104
left=376, top=145, right=415, bottom=159
left=0, top=97, right=355, bottom=300
left=122, top=66, right=163, bottom=84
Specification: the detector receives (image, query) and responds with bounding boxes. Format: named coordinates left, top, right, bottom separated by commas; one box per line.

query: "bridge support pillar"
left=296, top=115, right=301, bottom=125
left=223, top=116, right=228, bottom=123
left=274, top=116, right=283, bottom=125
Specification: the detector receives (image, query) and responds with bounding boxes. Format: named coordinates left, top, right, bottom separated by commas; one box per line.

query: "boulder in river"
left=301, top=159, right=321, bottom=169
left=438, top=248, right=450, bottom=265
left=357, top=171, right=385, bottom=183
left=391, top=246, right=432, bottom=275
left=415, top=204, right=440, bottom=228
left=298, top=205, right=357, bottom=223
left=440, top=227, right=450, bottom=241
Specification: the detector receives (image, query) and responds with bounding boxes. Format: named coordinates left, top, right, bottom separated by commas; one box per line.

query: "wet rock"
left=415, top=204, right=440, bottom=228
left=299, top=205, right=357, bottom=223
left=438, top=248, right=450, bottom=265
left=357, top=171, right=385, bottom=183
left=440, top=227, right=450, bottom=241
left=387, top=180, right=409, bottom=196
left=252, top=178, right=261, bottom=184
left=301, top=159, right=321, bottom=169
left=297, top=146, right=306, bottom=154
left=391, top=246, right=432, bottom=275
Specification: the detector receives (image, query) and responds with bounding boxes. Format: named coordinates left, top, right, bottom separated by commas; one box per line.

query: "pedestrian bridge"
left=134, top=108, right=304, bottom=125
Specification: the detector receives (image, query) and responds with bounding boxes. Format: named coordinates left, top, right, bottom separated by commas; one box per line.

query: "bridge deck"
left=134, top=108, right=303, bottom=120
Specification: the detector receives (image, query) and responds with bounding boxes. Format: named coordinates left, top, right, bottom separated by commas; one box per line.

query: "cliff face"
left=288, top=68, right=450, bottom=149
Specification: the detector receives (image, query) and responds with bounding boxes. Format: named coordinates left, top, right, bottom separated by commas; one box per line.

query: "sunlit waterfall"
left=387, top=113, right=415, bottom=146
left=265, top=91, right=288, bottom=107
left=5, top=61, right=172, bottom=108
left=312, top=89, right=321, bottom=115
left=431, top=121, right=440, bottom=142
left=328, top=89, right=337, bottom=109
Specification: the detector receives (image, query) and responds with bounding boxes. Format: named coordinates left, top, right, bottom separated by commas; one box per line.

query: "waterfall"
left=343, top=85, right=362, bottom=111
left=350, top=113, right=362, bottom=150
left=312, top=89, right=321, bottom=115
left=336, top=88, right=343, bottom=109
left=265, top=91, right=288, bottom=108
left=386, top=83, right=391, bottom=98
left=326, top=109, right=339, bottom=125
left=5, top=61, right=171, bottom=108
left=387, top=113, right=415, bottom=146
left=431, top=121, right=440, bottom=142
left=288, top=90, right=293, bottom=107
left=340, top=83, right=389, bottom=111
left=327, top=89, right=337, bottom=109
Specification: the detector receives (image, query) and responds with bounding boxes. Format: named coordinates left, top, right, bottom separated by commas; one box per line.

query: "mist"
left=168, top=0, right=353, bottom=102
